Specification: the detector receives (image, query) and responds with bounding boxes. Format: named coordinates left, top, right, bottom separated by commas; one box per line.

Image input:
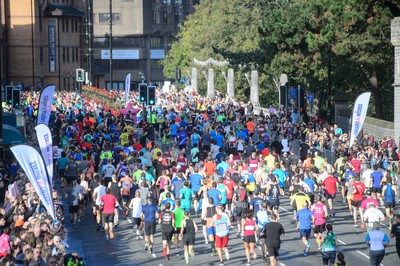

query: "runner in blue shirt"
left=295, top=202, right=314, bottom=256
left=141, top=198, right=159, bottom=254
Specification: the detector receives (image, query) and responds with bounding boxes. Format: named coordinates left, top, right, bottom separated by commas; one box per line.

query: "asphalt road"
left=65, top=196, right=399, bottom=266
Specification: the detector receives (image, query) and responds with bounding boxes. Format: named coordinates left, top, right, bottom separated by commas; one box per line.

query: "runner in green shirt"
left=173, top=199, right=186, bottom=256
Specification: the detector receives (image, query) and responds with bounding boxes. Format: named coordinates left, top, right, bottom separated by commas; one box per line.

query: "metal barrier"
left=321, top=148, right=336, bottom=166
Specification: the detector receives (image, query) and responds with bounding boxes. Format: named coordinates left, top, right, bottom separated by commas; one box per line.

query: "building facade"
left=92, top=0, right=200, bottom=90
left=0, top=0, right=85, bottom=91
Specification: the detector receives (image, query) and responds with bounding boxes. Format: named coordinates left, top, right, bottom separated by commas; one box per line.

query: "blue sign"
left=307, top=93, right=314, bottom=102
left=290, top=88, right=297, bottom=98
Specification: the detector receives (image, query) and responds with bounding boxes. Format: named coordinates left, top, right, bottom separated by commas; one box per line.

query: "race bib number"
left=217, top=222, right=228, bottom=232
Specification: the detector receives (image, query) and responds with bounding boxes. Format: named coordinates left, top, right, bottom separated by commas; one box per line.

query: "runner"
left=257, top=203, right=271, bottom=262
left=296, top=202, right=313, bottom=256
left=267, top=175, right=284, bottom=221
left=322, top=170, right=338, bottom=217
left=100, top=188, right=119, bottom=240
left=352, top=175, right=366, bottom=228
left=365, top=222, right=390, bottom=266
left=311, top=195, right=328, bottom=249
left=241, top=211, right=257, bottom=266
left=173, top=199, right=185, bottom=256
left=370, top=165, right=384, bottom=205
left=212, top=205, right=231, bottom=266
left=180, top=211, right=198, bottom=265
left=233, top=181, right=249, bottom=238
left=263, top=213, right=285, bottom=266
left=159, top=202, right=176, bottom=260
left=141, top=197, right=159, bottom=255
left=382, top=175, right=397, bottom=229
left=93, top=179, right=106, bottom=232
left=321, top=224, right=338, bottom=266
left=129, top=191, right=143, bottom=240
left=363, top=203, right=385, bottom=232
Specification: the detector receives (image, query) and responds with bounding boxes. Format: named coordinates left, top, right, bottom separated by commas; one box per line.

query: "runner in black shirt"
left=263, top=213, right=285, bottom=266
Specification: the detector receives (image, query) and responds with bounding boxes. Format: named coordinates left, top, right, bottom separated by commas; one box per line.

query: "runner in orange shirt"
left=204, top=157, right=217, bottom=177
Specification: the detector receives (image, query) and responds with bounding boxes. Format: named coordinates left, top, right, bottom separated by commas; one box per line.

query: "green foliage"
left=163, top=0, right=400, bottom=120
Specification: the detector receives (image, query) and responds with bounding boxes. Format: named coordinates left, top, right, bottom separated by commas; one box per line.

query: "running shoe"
left=96, top=224, right=101, bottom=231
left=303, top=250, right=308, bottom=256
left=353, top=222, right=357, bottom=227
left=204, top=240, right=209, bottom=245
left=110, top=232, right=115, bottom=239
left=144, top=243, right=149, bottom=251
left=224, top=249, right=230, bottom=260
left=219, top=262, right=224, bottom=266
left=360, top=223, right=365, bottom=230
left=149, top=247, right=153, bottom=254
left=190, top=248, right=195, bottom=257
left=212, top=249, right=217, bottom=256
left=162, top=248, right=167, bottom=257
left=106, top=234, right=110, bottom=240
left=176, top=251, right=180, bottom=256
left=236, top=232, right=241, bottom=238
left=246, top=262, right=251, bottom=266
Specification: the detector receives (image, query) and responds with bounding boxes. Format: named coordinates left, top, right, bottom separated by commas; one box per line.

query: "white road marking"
left=279, top=206, right=291, bottom=214
left=152, top=253, right=157, bottom=258
left=127, top=218, right=133, bottom=224
left=280, top=263, right=287, bottom=266
left=356, top=250, right=369, bottom=259
left=337, top=239, right=347, bottom=245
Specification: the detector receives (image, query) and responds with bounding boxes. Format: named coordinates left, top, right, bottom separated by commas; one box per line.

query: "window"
left=150, top=37, right=163, bottom=48
left=75, top=19, right=79, bottom=32
left=163, top=11, right=168, bottom=25
left=66, top=19, right=69, bottom=32
left=150, top=60, right=162, bottom=70
left=62, top=47, right=65, bottom=62
left=39, top=47, right=43, bottom=63
left=76, top=48, right=79, bottom=62
left=61, top=19, right=65, bottom=32
left=99, top=13, right=121, bottom=24
left=72, top=47, right=75, bottom=62
left=66, top=47, right=70, bottom=62
left=152, top=9, right=161, bottom=24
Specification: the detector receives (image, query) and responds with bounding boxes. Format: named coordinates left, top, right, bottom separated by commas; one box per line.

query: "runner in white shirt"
left=363, top=203, right=385, bottom=232
left=129, top=191, right=144, bottom=240
left=93, top=180, right=107, bottom=231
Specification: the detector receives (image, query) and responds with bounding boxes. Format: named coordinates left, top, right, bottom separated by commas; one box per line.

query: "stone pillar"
left=191, top=67, right=198, bottom=94
left=391, top=17, right=400, bottom=145
left=227, top=68, right=234, bottom=99
left=250, top=70, right=259, bottom=106
left=207, top=68, right=215, bottom=99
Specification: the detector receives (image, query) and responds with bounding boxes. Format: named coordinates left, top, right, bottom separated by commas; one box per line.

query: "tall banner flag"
left=37, top=85, right=55, bottom=125
left=349, top=92, right=371, bottom=150
left=125, top=73, right=131, bottom=105
left=10, top=145, right=56, bottom=220
left=35, top=124, right=54, bottom=189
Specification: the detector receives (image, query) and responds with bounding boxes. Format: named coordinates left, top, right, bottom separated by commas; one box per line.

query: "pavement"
left=64, top=196, right=399, bottom=266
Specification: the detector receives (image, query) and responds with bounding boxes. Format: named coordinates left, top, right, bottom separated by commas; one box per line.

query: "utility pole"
left=109, top=0, right=113, bottom=91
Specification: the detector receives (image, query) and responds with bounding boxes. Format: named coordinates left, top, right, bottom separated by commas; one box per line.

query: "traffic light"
left=138, top=83, right=147, bottom=104
left=76, top=69, right=85, bottom=82
left=147, top=86, right=156, bottom=106
left=5, top=86, right=13, bottom=104
left=12, top=89, right=21, bottom=108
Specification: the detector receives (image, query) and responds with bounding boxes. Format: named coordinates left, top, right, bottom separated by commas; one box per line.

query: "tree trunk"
left=368, top=68, right=383, bottom=119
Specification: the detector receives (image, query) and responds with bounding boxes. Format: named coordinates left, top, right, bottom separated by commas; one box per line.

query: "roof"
left=44, top=4, right=85, bottom=17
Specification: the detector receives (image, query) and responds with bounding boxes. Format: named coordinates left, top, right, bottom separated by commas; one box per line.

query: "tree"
left=259, top=0, right=400, bottom=119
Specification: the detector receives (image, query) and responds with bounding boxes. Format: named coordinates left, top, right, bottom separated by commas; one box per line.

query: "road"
left=65, top=197, right=399, bottom=266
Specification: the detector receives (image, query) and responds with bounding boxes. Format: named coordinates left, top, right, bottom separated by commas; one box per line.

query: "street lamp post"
left=109, top=0, right=113, bottom=91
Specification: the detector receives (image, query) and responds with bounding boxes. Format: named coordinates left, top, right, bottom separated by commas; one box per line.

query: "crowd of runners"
left=2, top=87, right=400, bottom=266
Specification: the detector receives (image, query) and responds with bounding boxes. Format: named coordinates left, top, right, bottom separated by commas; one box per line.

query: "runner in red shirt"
left=352, top=175, right=366, bottom=228
left=223, top=174, right=237, bottom=220
left=100, top=188, right=119, bottom=240
left=322, top=173, right=338, bottom=217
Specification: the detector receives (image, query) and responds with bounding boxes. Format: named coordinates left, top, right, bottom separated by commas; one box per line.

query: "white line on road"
left=279, top=206, right=291, bottom=214
left=356, top=250, right=369, bottom=259
left=152, top=254, right=157, bottom=258
left=280, top=263, right=287, bottom=266
left=337, top=239, right=347, bottom=245
left=127, top=218, right=133, bottom=224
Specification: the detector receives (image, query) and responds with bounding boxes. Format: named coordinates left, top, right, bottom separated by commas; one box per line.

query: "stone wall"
left=336, top=115, right=394, bottom=142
